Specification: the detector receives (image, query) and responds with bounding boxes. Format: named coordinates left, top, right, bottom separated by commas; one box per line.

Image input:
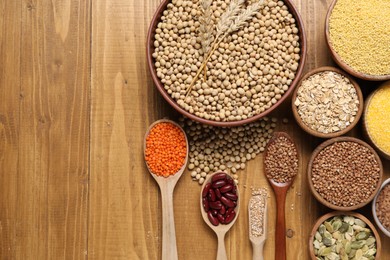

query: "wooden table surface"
left=0, top=0, right=389, bottom=259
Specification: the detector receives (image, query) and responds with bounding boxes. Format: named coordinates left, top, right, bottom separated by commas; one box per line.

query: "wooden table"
left=0, top=0, right=389, bottom=259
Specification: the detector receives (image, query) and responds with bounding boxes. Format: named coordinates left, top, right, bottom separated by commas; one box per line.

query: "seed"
left=294, top=71, right=359, bottom=134
left=249, top=188, right=267, bottom=237
left=153, top=0, right=301, bottom=122
left=376, top=183, right=390, bottom=232
left=181, top=116, right=276, bottom=184
left=365, top=83, right=390, bottom=155
left=264, top=134, right=298, bottom=183
left=313, top=215, right=377, bottom=259
left=201, top=173, right=238, bottom=226
left=311, top=141, right=381, bottom=207
left=329, top=0, right=390, bottom=75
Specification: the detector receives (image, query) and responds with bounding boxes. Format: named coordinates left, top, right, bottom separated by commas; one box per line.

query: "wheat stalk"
left=199, top=0, right=213, bottom=55
left=199, top=0, right=214, bottom=80
left=186, top=0, right=264, bottom=96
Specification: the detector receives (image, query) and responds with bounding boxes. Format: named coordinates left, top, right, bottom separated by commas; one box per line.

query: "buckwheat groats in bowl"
left=147, top=0, right=306, bottom=126
left=308, top=137, right=383, bottom=211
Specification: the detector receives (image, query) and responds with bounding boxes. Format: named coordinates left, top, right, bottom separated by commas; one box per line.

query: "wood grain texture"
left=1, top=0, right=91, bottom=259
left=0, top=1, right=22, bottom=259
left=0, top=0, right=389, bottom=259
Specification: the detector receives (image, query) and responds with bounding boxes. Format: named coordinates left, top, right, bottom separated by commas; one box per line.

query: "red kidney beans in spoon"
left=201, top=172, right=238, bottom=226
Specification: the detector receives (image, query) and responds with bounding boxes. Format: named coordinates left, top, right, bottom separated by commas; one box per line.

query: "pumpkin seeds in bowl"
left=309, top=212, right=382, bottom=260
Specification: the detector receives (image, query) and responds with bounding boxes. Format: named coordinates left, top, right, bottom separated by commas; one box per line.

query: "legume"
left=366, top=83, right=390, bottom=155
left=202, top=172, right=238, bottom=226
left=179, top=116, right=277, bottom=184
left=329, top=0, right=390, bottom=76
left=376, top=184, right=390, bottom=232
left=264, top=134, right=298, bottom=183
left=311, top=141, right=381, bottom=207
left=145, top=122, right=187, bottom=177
left=153, top=0, right=301, bottom=121
left=294, top=71, right=359, bottom=134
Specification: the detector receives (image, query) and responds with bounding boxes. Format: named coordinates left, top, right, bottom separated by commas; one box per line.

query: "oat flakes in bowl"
left=292, top=67, right=363, bottom=138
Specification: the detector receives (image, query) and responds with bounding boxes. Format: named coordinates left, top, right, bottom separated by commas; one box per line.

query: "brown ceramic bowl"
left=308, top=137, right=383, bottom=211
left=325, top=0, right=390, bottom=81
left=309, top=211, right=382, bottom=260
left=362, top=81, right=390, bottom=160
left=292, top=66, right=364, bottom=138
left=372, top=178, right=390, bottom=238
left=147, top=0, right=307, bottom=127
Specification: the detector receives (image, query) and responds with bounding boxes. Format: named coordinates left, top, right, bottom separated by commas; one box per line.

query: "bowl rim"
left=291, top=66, right=364, bottom=139
left=372, top=178, right=390, bottom=238
left=362, top=83, right=390, bottom=160
left=146, top=0, right=307, bottom=127
left=307, top=136, right=384, bottom=211
left=308, top=211, right=382, bottom=260
left=324, top=0, right=390, bottom=81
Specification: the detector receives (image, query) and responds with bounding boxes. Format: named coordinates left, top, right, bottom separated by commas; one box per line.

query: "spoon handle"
left=216, top=232, right=227, bottom=260
left=252, top=241, right=265, bottom=260
left=275, top=190, right=287, bottom=260
left=160, top=183, right=178, bottom=260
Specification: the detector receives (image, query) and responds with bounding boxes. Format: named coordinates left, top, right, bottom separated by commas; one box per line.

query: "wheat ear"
left=186, top=0, right=264, bottom=96
left=186, top=0, right=246, bottom=95
left=199, top=0, right=214, bottom=81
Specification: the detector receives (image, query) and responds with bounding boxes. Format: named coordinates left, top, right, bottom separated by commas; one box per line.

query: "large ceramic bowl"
left=325, top=0, right=390, bottom=81
left=147, top=0, right=307, bottom=126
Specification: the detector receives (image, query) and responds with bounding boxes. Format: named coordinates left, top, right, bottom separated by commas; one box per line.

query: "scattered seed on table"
left=179, top=116, right=277, bottom=184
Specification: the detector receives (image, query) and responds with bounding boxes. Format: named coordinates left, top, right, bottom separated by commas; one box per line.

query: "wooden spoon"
left=200, top=172, right=240, bottom=260
left=264, top=132, right=298, bottom=260
left=248, top=192, right=268, bottom=260
left=144, top=119, right=189, bottom=260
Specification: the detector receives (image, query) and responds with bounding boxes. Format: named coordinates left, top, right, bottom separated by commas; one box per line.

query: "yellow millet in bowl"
left=329, top=0, right=390, bottom=76
left=365, top=82, right=390, bottom=156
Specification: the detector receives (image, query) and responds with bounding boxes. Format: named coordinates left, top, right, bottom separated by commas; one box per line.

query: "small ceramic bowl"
left=309, top=211, right=382, bottom=260
left=308, top=137, right=383, bottom=211
left=146, top=0, right=307, bottom=127
left=372, top=178, right=390, bottom=238
left=292, top=66, right=363, bottom=138
left=325, top=0, right=390, bottom=81
left=362, top=81, right=390, bottom=160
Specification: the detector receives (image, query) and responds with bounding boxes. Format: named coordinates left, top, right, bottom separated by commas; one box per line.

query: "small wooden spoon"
left=200, top=172, right=240, bottom=260
left=144, top=119, right=189, bottom=260
left=264, top=132, right=298, bottom=260
left=249, top=193, right=268, bottom=260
